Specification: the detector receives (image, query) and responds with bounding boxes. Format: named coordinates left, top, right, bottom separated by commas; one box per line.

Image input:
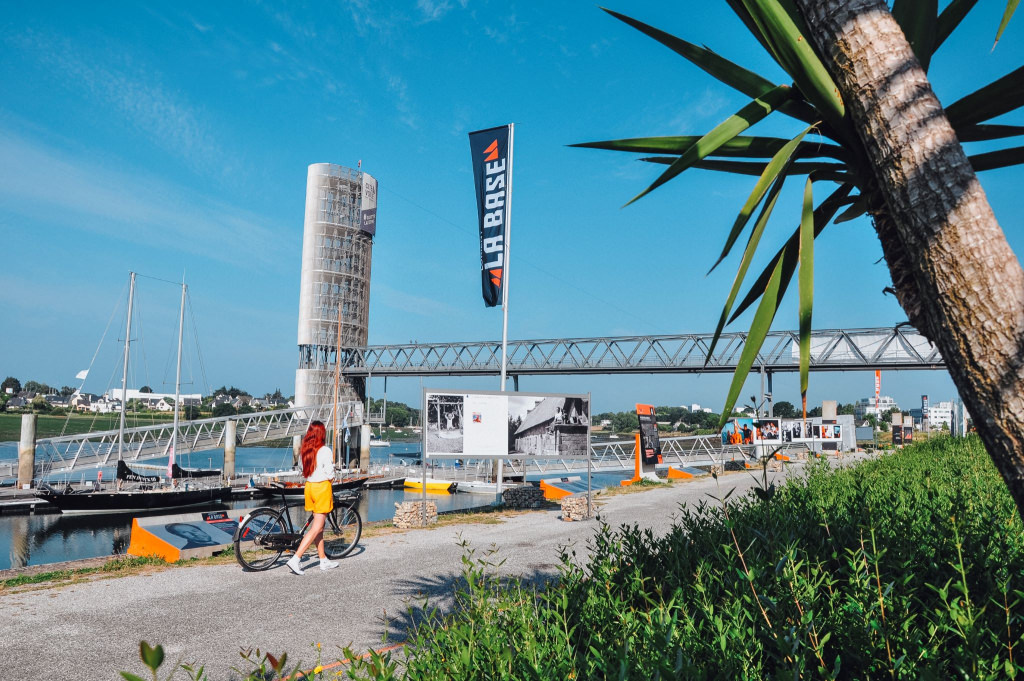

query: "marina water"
left=0, top=441, right=624, bottom=571
left=0, top=442, right=486, bottom=571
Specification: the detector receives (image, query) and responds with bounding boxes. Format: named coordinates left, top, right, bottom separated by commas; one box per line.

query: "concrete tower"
left=295, top=163, right=378, bottom=408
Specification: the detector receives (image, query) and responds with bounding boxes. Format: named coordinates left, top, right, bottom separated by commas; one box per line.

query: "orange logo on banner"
left=489, top=268, right=502, bottom=287
left=483, top=140, right=499, bottom=162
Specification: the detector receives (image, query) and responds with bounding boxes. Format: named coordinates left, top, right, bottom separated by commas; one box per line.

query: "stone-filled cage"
left=295, top=163, right=375, bottom=408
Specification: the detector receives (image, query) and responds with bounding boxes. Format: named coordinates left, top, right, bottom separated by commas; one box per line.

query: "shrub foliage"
left=379, top=436, right=1024, bottom=680
left=130, top=436, right=1024, bottom=679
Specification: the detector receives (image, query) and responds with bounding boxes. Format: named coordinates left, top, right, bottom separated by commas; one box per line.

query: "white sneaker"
left=286, top=555, right=304, bottom=575
left=319, top=559, right=339, bottom=571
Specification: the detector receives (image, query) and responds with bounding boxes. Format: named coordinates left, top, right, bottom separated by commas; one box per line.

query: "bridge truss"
left=344, top=327, right=942, bottom=377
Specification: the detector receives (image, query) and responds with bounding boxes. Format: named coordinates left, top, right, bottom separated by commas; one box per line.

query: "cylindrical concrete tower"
left=295, top=163, right=378, bottom=408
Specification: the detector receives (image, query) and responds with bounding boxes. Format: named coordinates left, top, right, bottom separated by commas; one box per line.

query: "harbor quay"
left=0, top=462, right=829, bottom=681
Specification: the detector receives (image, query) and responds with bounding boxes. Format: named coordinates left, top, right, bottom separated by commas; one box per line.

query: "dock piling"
left=18, top=414, right=36, bottom=489
left=223, top=420, right=237, bottom=480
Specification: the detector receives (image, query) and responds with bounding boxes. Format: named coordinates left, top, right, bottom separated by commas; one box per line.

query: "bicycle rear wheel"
left=323, top=505, right=362, bottom=559
left=234, top=508, right=287, bottom=571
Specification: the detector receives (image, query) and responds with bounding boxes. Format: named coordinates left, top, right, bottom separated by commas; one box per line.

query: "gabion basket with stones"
left=502, top=484, right=546, bottom=509
left=561, top=495, right=593, bottom=522
left=394, top=501, right=438, bottom=528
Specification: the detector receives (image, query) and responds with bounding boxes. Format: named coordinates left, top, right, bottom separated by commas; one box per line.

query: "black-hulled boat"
left=256, top=475, right=369, bottom=498
left=35, top=461, right=231, bottom=515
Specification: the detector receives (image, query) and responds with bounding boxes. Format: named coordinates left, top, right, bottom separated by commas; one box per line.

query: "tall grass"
left=128, top=436, right=1024, bottom=679
left=355, top=436, right=1024, bottom=679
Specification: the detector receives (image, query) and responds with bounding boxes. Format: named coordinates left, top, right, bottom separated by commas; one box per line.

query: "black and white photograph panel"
left=508, top=395, right=589, bottom=457
left=426, top=393, right=465, bottom=455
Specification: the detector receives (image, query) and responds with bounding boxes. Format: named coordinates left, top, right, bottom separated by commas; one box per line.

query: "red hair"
left=301, top=421, right=327, bottom=478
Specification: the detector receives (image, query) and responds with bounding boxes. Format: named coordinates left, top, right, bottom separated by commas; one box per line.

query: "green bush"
left=379, top=436, right=1024, bottom=680
left=129, top=436, right=1024, bottom=679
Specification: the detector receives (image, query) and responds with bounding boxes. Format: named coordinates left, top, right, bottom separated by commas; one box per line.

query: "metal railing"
left=32, top=401, right=364, bottom=479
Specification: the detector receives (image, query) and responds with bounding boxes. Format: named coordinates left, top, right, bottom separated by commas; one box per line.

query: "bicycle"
left=233, top=490, right=363, bottom=571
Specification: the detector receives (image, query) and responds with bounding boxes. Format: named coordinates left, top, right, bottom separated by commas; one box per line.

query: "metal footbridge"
left=8, top=325, right=940, bottom=480
left=343, top=326, right=942, bottom=377
left=13, top=402, right=365, bottom=481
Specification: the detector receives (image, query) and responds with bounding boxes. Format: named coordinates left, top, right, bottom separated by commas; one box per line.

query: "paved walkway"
left=0, top=463, right=831, bottom=680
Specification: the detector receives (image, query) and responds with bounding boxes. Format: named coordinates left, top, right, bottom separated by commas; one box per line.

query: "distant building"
left=854, top=396, right=899, bottom=419
left=910, top=399, right=953, bottom=429
left=107, top=389, right=202, bottom=403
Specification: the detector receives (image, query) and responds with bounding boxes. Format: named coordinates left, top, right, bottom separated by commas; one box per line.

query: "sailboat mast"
left=117, top=272, right=136, bottom=461
left=171, top=280, right=186, bottom=473
left=332, top=298, right=342, bottom=464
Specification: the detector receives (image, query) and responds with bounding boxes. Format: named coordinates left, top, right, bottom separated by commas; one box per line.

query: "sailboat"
left=37, top=273, right=231, bottom=515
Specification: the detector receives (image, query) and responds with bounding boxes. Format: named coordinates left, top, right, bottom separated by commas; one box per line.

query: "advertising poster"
left=360, top=173, right=378, bottom=235
left=636, top=404, right=661, bottom=465
left=468, top=124, right=513, bottom=307
left=892, top=424, right=903, bottom=445
left=424, top=389, right=589, bottom=459
left=904, top=425, right=914, bottom=443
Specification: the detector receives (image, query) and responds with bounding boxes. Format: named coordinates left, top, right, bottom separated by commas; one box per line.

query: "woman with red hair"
left=286, top=420, right=339, bottom=575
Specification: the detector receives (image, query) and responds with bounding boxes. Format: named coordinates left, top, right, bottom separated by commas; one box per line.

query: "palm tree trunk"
left=794, top=0, right=1024, bottom=516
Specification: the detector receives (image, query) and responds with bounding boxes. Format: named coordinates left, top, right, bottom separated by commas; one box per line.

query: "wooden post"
left=18, top=414, right=36, bottom=489
left=359, top=424, right=371, bottom=472
left=223, top=420, right=237, bottom=480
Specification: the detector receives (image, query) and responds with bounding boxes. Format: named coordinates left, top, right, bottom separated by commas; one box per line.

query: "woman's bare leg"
left=293, top=513, right=326, bottom=558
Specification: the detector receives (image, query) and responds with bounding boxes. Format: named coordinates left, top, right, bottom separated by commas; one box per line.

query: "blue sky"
left=1, top=1, right=1021, bottom=414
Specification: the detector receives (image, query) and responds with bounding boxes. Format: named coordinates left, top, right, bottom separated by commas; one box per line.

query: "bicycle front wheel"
left=234, top=508, right=287, bottom=571
left=324, top=505, right=362, bottom=559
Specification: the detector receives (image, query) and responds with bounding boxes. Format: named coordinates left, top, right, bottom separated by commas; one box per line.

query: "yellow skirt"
left=304, top=480, right=334, bottom=514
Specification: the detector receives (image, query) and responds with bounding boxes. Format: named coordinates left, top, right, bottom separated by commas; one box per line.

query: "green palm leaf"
left=624, top=85, right=794, bottom=205
left=719, top=248, right=794, bottom=425
left=834, top=198, right=867, bottom=224
left=892, top=0, right=938, bottom=70
left=798, top=177, right=814, bottom=403
left=572, top=134, right=847, bottom=160
left=711, top=125, right=815, bottom=273
left=956, top=124, right=1024, bottom=142
left=737, top=0, right=845, bottom=125
left=729, top=184, right=854, bottom=323
left=601, top=8, right=821, bottom=125
left=946, top=66, right=1024, bottom=128
left=602, top=8, right=773, bottom=98
left=707, top=174, right=785, bottom=368
left=935, top=0, right=979, bottom=52
left=640, top=157, right=850, bottom=181
left=970, top=146, right=1024, bottom=172
left=996, top=0, right=1020, bottom=44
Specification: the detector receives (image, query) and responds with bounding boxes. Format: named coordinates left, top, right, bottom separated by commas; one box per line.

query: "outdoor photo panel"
left=721, top=417, right=757, bottom=445
left=756, top=418, right=781, bottom=443
left=636, top=404, right=661, bottom=464
left=424, top=389, right=590, bottom=459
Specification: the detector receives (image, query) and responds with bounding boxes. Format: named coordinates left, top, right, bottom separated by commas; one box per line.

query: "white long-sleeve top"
left=306, top=446, right=335, bottom=482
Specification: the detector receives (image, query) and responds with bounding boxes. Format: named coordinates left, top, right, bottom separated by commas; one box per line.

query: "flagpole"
left=496, top=123, right=514, bottom=498
left=333, top=299, right=343, bottom=468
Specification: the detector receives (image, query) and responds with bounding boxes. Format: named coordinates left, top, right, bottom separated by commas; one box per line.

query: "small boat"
left=456, top=480, right=499, bottom=495
left=37, top=274, right=232, bottom=516
left=256, top=476, right=368, bottom=497
left=403, top=478, right=458, bottom=494
left=36, top=480, right=231, bottom=515
left=369, top=438, right=390, bottom=448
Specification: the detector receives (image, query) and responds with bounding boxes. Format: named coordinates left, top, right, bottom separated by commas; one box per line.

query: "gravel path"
left=0, top=462, right=842, bottom=680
